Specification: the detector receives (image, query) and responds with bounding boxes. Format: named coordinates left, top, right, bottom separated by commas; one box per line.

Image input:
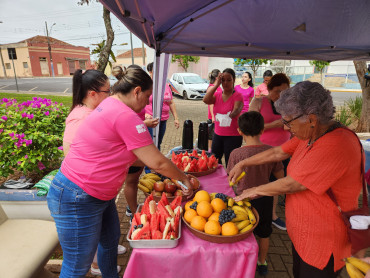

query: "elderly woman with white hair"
left=229, top=81, right=362, bottom=278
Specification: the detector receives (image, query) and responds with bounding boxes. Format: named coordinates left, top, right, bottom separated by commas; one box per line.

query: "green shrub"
left=0, top=97, right=68, bottom=178
left=345, top=96, right=362, bottom=121
left=335, top=107, right=353, bottom=126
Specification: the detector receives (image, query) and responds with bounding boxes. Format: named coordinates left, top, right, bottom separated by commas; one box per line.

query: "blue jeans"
left=148, top=120, right=167, bottom=151
left=47, top=170, right=120, bottom=278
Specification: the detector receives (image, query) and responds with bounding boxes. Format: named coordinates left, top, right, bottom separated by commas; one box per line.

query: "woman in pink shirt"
left=203, top=68, right=243, bottom=167
left=207, top=69, right=222, bottom=151
left=234, top=71, right=254, bottom=114
left=254, top=70, right=273, bottom=98
left=48, top=68, right=192, bottom=278
left=249, top=73, right=291, bottom=230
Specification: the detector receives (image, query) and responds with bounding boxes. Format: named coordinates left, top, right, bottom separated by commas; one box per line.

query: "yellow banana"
left=232, top=205, right=249, bottom=215
left=229, top=171, right=246, bottom=186
left=236, top=201, right=244, bottom=206
left=231, top=213, right=249, bottom=222
left=346, top=262, right=365, bottom=278
left=138, top=184, right=150, bottom=193
left=144, top=174, right=161, bottom=181
left=347, top=257, right=370, bottom=275
left=240, top=223, right=254, bottom=233
left=228, top=198, right=235, bottom=208
left=139, top=180, right=153, bottom=191
left=243, top=200, right=252, bottom=208
left=235, top=219, right=250, bottom=230
left=209, top=193, right=217, bottom=200
left=245, top=207, right=256, bottom=225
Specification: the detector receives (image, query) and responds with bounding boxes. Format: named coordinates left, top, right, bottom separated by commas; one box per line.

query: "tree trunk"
left=353, top=60, right=370, bottom=132
left=97, top=7, right=114, bottom=72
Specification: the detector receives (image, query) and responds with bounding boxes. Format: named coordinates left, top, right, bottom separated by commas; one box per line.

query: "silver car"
left=169, top=73, right=209, bottom=100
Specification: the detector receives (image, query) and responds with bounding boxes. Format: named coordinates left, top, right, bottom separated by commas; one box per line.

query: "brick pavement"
left=50, top=96, right=352, bottom=278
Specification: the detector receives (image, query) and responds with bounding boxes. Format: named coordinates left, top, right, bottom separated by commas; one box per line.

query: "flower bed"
left=0, top=97, right=69, bottom=179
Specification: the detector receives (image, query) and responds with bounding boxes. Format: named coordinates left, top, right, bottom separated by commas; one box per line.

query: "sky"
left=0, top=0, right=147, bottom=60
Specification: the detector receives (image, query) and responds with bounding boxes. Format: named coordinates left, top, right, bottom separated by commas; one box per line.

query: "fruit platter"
left=127, top=193, right=183, bottom=248
left=182, top=190, right=259, bottom=243
left=138, top=172, right=200, bottom=202
left=171, top=149, right=219, bottom=177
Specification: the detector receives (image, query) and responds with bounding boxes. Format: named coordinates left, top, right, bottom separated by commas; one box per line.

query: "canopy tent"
left=99, top=0, right=370, bottom=145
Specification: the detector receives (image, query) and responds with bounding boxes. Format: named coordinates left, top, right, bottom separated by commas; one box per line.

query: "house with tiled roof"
left=0, top=36, right=91, bottom=78
left=115, top=47, right=146, bottom=69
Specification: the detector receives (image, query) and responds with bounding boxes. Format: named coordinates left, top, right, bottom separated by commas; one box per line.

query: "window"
left=79, top=60, right=86, bottom=70
left=23, top=62, right=28, bottom=68
left=39, top=57, right=47, bottom=61
left=5, top=63, right=11, bottom=69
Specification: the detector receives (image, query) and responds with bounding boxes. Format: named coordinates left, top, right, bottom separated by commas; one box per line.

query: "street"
left=0, top=77, right=363, bottom=107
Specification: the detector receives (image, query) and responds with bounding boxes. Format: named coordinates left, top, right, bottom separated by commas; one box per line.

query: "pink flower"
left=21, top=113, right=27, bottom=118
left=17, top=161, right=22, bottom=165
left=2, top=98, right=9, bottom=102
left=1, top=116, right=7, bottom=121
left=0, top=129, right=3, bottom=133
left=38, top=162, right=46, bottom=170
left=9, top=132, right=14, bottom=138
left=58, top=146, right=63, bottom=150
left=24, top=155, right=28, bottom=159
left=44, top=111, right=50, bottom=116
left=27, top=114, right=34, bottom=119
left=25, top=139, right=32, bottom=146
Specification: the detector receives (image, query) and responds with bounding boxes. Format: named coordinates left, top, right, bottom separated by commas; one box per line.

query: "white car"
left=169, top=73, right=209, bottom=100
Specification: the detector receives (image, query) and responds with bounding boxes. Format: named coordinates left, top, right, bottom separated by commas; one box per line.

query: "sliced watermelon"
left=132, top=222, right=151, bottom=240
left=170, top=196, right=182, bottom=211
left=130, top=216, right=138, bottom=235
left=134, top=213, right=141, bottom=225
left=157, top=201, right=170, bottom=219
left=169, top=231, right=177, bottom=240
left=150, top=212, right=160, bottom=237
left=152, top=230, right=163, bottom=239
left=141, top=194, right=153, bottom=216
left=159, top=214, right=167, bottom=233
left=173, top=209, right=181, bottom=238
left=159, top=192, right=169, bottom=206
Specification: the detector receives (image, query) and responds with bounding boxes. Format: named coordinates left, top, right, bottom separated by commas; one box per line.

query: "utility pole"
left=0, top=47, right=7, bottom=78
left=130, top=31, right=134, bottom=65
left=142, top=41, right=145, bottom=67
left=45, top=21, right=55, bottom=77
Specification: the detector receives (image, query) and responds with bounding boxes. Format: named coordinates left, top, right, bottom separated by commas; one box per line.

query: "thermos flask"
left=197, top=122, right=208, bottom=151
left=182, top=120, right=193, bottom=150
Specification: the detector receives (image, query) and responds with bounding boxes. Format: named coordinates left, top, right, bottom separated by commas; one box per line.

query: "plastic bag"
left=32, top=169, right=59, bottom=196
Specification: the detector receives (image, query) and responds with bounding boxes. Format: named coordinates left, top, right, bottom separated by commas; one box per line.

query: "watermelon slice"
left=170, top=196, right=182, bottom=211
left=130, top=216, right=138, bottom=235
left=150, top=212, right=160, bottom=237
left=159, top=192, right=169, bottom=206
left=173, top=209, right=181, bottom=238
left=159, top=214, right=167, bottom=233
left=152, top=230, right=163, bottom=240
left=141, top=194, right=153, bottom=216
left=132, top=222, right=151, bottom=240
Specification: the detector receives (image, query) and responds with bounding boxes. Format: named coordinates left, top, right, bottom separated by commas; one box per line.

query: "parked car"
left=169, top=73, right=209, bottom=100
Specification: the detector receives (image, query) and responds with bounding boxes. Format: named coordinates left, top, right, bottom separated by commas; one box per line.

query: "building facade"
left=0, top=36, right=91, bottom=78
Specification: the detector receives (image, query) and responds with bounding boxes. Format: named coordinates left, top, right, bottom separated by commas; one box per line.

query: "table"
left=123, top=165, right=258, bottom=278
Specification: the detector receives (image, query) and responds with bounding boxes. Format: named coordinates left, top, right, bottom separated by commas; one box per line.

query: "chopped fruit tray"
left=182, top=207, right=259, bottom=244
left=127, top=194, right=182, bottom=249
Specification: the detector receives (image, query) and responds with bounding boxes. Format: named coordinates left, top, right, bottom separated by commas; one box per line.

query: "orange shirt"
left=281, top=128, right=362, bottom=271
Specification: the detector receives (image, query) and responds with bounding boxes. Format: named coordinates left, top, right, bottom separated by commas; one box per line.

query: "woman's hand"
left=181, top=178, right=193, bottom=197
left=145, top=113, right=153, bottom=120
left=174, top=119, right=180, bottom=129
left=144, top=118, right=159, bottom=128
left=228, top=161, right=245, bottom=185
left=214, top=73, right=222, bottom=87
left=234, top=187, right=259, bottom=201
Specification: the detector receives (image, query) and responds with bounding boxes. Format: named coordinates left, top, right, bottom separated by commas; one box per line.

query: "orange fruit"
left=193, top=190, right=211, bottom=203
left=191, top=215, right=206, bottom=231
left=221, top=222, right=239, bottom=236
left=204, top=220, right=222, bottom=235
left=211, top=198, right=227, bottom=213
left=185, top=200, right=196, bottom=211
left=196, top=201, right=213, bottom=218
left=208, top=212, right=220, bottom=222
left=184, top=209, right=197, bottom=223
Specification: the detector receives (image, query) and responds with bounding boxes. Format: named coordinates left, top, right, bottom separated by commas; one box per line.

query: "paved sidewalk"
left=49, top=96, right=353, bottom=277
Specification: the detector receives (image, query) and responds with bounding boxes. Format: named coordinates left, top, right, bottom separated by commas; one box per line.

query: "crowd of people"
left=47, top=64, right=368, bottom=278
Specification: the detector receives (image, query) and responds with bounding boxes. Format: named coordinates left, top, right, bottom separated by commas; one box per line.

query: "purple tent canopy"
left=99, top=0, right=370, bottom=145
left=100, top=0, right=370, bottom=61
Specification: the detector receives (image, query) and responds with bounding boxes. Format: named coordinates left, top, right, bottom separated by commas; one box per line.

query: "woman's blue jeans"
left=148, top=120, right=167, bottom=151
left=47, top=170, right=120, bottom=278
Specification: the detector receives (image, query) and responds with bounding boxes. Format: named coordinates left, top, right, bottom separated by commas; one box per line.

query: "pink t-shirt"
left=259, top=97, right=290, bottom=146
left=61, top=97, right=153, bottom=200
left=207, top=84, right=223, bottom=120
left=255, top=83, right=269, bottom=98
left=63, top=105, right=93, bottom=144
left=213, top=91, right=243, bottom=136
left=234, top=85, right=254, bottom=113
left=145, top=84, right=172, bottom=121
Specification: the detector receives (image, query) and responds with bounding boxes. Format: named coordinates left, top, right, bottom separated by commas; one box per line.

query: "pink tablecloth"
left=123, top=165, right=258, bottom=278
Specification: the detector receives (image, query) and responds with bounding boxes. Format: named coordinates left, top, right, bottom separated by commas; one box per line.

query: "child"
left=227, top=111, right=284, bottom=276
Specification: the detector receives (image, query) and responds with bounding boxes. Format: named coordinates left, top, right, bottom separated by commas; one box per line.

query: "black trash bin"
left=198, top=122, right=209, bottom=151
left=182, top=120, right=193, bottom=150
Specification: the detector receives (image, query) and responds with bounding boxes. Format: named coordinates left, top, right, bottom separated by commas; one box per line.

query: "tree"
left=171, top=55, right=200, bottom=72
left=309, top=60, right=330, bottom=84
left=78, top=1, right=114, bottom=72
left=353, top=60, right=370, bottom=132
left=91, top=40, right=116, bottom=70
left=234, top=59, right=273, bottom=79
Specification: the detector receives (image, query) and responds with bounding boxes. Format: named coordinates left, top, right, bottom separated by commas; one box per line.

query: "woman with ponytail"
left=49, top=67, right=192, bottom=278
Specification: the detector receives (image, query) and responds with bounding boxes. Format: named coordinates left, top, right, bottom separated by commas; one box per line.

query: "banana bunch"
left=138, top=173, right=161, bottom=193
left=345, top=257, right=370, bottom=278
left=230, top=198, right=257, bottom=234
left=231, top=205, right=249, bottom=222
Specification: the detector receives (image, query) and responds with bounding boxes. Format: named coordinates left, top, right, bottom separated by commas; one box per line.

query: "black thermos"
left=198, top=122, right=208, bottom=151
left=182, top=120, right=193, bottom=150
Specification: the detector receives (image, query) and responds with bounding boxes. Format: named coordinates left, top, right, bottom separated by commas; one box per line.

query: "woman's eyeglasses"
left=98, top=89, right=111, bottom=95
left=282, top=114, right=303, bottom=128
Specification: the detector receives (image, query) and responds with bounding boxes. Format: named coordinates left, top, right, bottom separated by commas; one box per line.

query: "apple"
left=153, top=191, right=162, bottom=197
left=164, top=182, right=177, bottom=194
left=165, top=192, right=173, bottom=197
left=174, top=190, right=183, bottom=197
left=163, top=178, right=171, bottom=185
left=153, top=181, right=165, bottom=192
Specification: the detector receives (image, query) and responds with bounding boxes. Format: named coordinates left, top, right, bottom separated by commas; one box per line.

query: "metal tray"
left=126, top=204, right=182, bottom=249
